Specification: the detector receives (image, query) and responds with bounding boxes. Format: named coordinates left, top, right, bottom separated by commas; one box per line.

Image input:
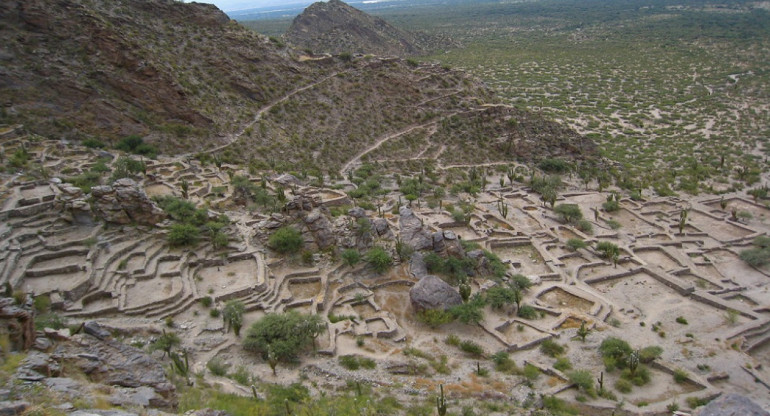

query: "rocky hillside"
left=0, top=0, right=596, bottom=172
left=284, top=0, right=424, bottom=57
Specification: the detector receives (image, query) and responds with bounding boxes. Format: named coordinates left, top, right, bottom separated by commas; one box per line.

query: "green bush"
left=554, top=356, right=572, bottom=371
left=365, top=247, right=392, bottom=273
left=566, top=238, right=587, bottom=251
left=540, top=339, right=565, bottom=357
left=458, top=340, right=484, bottom=357
left=522, top=363, right=540, bottom=380
left=339, top=355, right=361, bottom=370
left=621, top=366, right=651, bottom=386
left=510, top=273, right=532, bottom=290
left=341, top=249, right=361, bottom=267
left=492, top=351, right=516, bottom=372
left=602, top=200, right=620, bottom=212
left=485, top=286, right=518, bottom=309
left=675, top=316, right=688, bottom=325
left=445, top=334, right=460, bottom=346
left=450, top=297, right=485, bottom=324
left=599, top=337, right=631, bottom=369
left=268, top=227, right=303, bottom=254
left=82, top=138, right=106, bottom=148
left=673, top=368, right=689, bottom=384
left=567, top=370, right=596, bottom=397
left=207, top=358, right=229, bottom=376
left=517, top=304, right=538, bottom=320
left=168, top=223, right=201, bottom=247
left=554, top=204, right=583, bottom=224
left=615, top=378, right=632, bottom=393
left=415, top=309, right=454, bottom=328
left=639, top=345, right=663, bottom=363
left=577, top=219, right=593, bottom=234
left=243, top=311, right=325, bottom=362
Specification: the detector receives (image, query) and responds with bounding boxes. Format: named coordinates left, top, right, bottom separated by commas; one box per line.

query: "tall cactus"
left=436, top=384, right=447, bottom=416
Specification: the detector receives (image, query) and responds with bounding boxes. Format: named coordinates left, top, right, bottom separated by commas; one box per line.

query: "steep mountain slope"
left=284, top=0, right=424, bottom=57
left=0, top=0, right=596, bottom=172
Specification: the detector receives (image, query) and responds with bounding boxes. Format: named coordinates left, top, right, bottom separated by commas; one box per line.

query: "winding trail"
left=340, top=120, right=439, bottom=174
left=182, top=72, right=340, bottom=158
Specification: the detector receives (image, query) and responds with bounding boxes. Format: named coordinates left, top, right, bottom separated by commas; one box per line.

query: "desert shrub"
left=615, top=378, right=632, bottom=393
left=445, top=334, right=460, bottom=346
left=538, top=158, right=571, bottom=174
left=510, top=273, right=532, bottom=290
left=621, top=366, right=651, bottom=386
left=602, top=199, right=620, bottom=212
left=228, top=366, right=251, bottom=386
left=485, top=285, right=518, bottom=309
left=416, top=309, right=454, bottom=328
left=554, top=204, right=583, bottom=224
left=268, top=227, right=303, bottom=254
left=554, top=357, right=572, bottom=371
left=522, top=363, right=540, bottom=380
left=673, top=368, right=689, bottom=383
left=567, top=370, right=596, bottom=397
left=639, top=345, right=663, bottom=363
left=200, top=296, right=213, bottom=307
left=339, top=355, right=361, bottom=370
left=207, top=358, right=229, bottom=376
left=675, top=316, right=688, bottom=325
left=541, top=395, right=578, bottom=415
left=599, top=337, right=631, bottom=369
left=450, top=296, right=485, bottom=324
left=492, top=351, right=516, bottom=372
left=458, top=340, right=484, bottom=357
left=168, top=223, right=200, bottom=247
left=576, top=219, right=593, bottom=233
left=517, top=304, right=538, bottom=320
left=365, top=247, right=392, bottom=273
left=566, top=238, right=587, bottom=251
left=82, top=138, right=106, bottom=148
left=540, top=339, right=565, bottom=357
left=243, top=312, right=324, bottom=362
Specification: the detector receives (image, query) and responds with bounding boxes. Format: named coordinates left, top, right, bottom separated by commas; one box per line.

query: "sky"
left=186, top=0, right=314, bottom=12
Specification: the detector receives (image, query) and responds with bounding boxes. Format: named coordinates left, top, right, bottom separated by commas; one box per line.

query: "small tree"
left=268, top=226, right=303, bottom=254
left=222, top=300, right=245, bottom=336
left=554, top=204, right=583, bottom=224
left=243, top=312, right=325, bottom=372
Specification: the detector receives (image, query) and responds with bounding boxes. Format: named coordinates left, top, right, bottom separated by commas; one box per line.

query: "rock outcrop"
left=0, top=297, right=35, bottom=351
left=409, top=275, right=462, bottom=311
left=51, top=333, right=176, bottom=409
left=399, top=207, right=433, bottom=251
left=304, top=208, right=336, bottom=249
left=90, top=179, right=166, bottom=226
left=284, top=0, right=424, bottom=57
left=695, top=393, right=769, bottom=416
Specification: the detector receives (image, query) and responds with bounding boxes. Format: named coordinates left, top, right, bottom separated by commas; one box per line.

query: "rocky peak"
left=284, top=0, right=425, bottom=56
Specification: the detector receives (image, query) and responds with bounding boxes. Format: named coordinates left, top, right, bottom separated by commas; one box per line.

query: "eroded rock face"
left=0, top=297, right=35, bottom=351
left=304, top=208, right=336, bottom=249
left=90, top=178, right=166, bottom=226
left=51, top=334, right=176, bottom=409
left=399, top=207, right=432, bottom=251
left=695, top=393, right=769, bottom=416
left=409, top=275, right=462, bottom=311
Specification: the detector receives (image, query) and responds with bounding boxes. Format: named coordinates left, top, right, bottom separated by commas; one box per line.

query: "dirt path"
left=182, top=72, right=340, bottom=158
left=340, top=120, right=439, bottom=174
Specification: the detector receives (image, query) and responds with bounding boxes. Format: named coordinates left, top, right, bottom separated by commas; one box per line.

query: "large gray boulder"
left=90, top=179, right=165, bottom=226
left=51, top=334, right=176, bottom=409
left=304, top=208, right=336, bottom=249
left=409, top=275, right=462, bottom=311
left=695, top=394, right=769, bottom=416
left=399, top=207, right=432, bottom=251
